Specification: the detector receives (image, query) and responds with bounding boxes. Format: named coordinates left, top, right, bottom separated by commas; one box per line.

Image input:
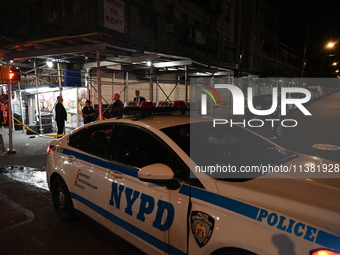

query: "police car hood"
left=215, top=153, right=340, bottom=235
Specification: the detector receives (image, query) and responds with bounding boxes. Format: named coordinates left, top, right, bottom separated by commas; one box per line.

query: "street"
left=0, top=92, right=339, bottom=254
left=255, top=92, right=340, bottom=164
left=0, top=171, right=145, bottom=255
left=0, top=132, right=145, bottom=254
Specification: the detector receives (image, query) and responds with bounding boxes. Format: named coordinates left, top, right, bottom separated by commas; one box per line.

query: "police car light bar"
left=118, top=101, right=189, bottom=119
left=140, top=101, right=155, bottom=107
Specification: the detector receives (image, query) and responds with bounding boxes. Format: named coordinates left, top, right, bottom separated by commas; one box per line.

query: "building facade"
left=0, top=0, right=302, bottom=129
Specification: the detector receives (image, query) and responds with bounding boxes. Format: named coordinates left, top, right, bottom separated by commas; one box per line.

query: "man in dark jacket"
left=133, top=90, right=146, bottom=106
left=109, top=93, right=124, bottom=117
left=55, top=96, right=67, bottom=135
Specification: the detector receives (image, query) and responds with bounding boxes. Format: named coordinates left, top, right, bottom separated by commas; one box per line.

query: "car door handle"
left=66, top=155, right=76, bottom=162
left=109, top=170, right=124, bottom=178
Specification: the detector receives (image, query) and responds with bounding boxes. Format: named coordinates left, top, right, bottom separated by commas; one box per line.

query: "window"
left=111, top=125, right=189, bottom=182
left=189, top=122, right=293, bottom=174
left=165, top=4, right=173, bottom=15
left=224, top=2, right=230, bottom=23
left=139, top=0, right=152, bottom=25
left=68, top=124, right=114, bottom=158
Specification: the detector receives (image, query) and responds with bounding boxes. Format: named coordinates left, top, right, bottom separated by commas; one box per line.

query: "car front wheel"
left=51, top=175, right=76, bottom=222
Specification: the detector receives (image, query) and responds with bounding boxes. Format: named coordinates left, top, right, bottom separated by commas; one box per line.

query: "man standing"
left=55, top=95, right=67, bottom=135
left=133, top=90, right=146, bottom=106
left=109, top=93, right=124, bottom=117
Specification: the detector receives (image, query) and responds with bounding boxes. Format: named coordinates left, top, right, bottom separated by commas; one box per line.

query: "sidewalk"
left=0, top=127, right=57, bottom=170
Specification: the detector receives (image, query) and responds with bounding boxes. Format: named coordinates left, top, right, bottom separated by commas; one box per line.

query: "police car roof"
left=92, top=114, right=199, bottom=130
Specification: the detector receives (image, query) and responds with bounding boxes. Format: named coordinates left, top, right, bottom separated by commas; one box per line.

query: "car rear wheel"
left=51, top=175, right=76, bottom=221
left=211, top=248, right=257, bottom=255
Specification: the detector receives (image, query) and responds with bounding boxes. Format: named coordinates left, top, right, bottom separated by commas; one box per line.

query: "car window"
left=189, top=122, right=295, bottom=178
left=68, top=124, right=115, bottom=158
left=161, top=124, right=190, bottom=156
left=164, top=122, right=296, bottom=180
left=110, top=124, right=189, bottom=182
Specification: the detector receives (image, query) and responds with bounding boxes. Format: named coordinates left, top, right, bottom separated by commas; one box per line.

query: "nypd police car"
left=46, top=103, right=340, bottom=255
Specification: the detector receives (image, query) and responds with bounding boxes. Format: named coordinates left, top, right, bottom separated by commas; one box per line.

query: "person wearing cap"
left=82, top=99, right=95, bottom=124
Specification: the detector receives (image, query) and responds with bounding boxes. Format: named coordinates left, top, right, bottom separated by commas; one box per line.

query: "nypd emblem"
left=190, top=211, right=215, bottom=247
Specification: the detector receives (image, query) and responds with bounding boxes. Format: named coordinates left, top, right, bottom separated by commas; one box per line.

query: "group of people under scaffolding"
left=81, top=89, right=146, bottom=124
left=54, top=89, right=146, bottom=136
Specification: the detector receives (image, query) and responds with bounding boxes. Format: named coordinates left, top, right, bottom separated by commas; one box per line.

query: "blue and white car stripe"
left=52, top=145, right=340, bottom=252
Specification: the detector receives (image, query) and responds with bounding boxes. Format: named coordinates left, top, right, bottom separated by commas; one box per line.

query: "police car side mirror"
left=138, top=163, right=180, bottom=190
left=139, top=163, right=174, bottom=180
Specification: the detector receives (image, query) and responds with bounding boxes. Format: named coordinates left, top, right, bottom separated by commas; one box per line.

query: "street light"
left=326, top=42, right=336, bottom=48
left=301, top=41, right=339, bottom=77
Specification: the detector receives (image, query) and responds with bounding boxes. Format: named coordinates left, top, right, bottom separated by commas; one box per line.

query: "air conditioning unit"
left=165, top=24, right=175, bottom=33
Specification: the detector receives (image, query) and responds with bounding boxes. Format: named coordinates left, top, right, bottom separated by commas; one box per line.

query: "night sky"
left=279, top=0, right=340, bottom=69
left=280, top=0, right=340, bottom=49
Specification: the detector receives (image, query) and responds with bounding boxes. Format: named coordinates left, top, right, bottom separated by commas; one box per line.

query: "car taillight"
left=310, top=249, right=340, bottom=255
left=46, top=145, right=53, bottom=154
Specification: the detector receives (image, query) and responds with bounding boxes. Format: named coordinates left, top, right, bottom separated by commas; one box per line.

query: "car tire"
left=51, top=175, right=76, bottom=222
left=211, top=248, right=257, bottom=255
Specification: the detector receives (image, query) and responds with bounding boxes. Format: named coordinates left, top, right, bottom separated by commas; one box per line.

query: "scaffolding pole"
left=96, top=51, right=103, bottom=120
left=34, top=61, right=43, bottom=134
left=17, top=82, right=25, bottom=132
left=149, top=61, right=154, bottom=102
left=6, top=60, right=15, bottom=153
left=185, top=65, right=189, bottom=103
left=124, top=71, right=129, bottom=102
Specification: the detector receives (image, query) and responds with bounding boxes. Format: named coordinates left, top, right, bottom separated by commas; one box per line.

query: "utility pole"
left=234, top=0, right=242, bottom=78
left=300, top=22, right=310, bottom=77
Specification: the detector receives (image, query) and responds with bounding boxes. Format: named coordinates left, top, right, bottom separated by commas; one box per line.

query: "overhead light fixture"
left=46, top=61, right=53, bottom=68
left=24, top=87, right=60, bottom=94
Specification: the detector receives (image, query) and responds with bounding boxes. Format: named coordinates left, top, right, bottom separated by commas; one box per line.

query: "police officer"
left=82, top=100, right=95, bottom=124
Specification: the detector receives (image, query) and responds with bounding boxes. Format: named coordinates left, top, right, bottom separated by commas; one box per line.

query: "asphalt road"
left=0, top=131, right=145, bottom=254
left=255, top=92, right=340, bottom=163
left=0, top=173, right=145, bottom=255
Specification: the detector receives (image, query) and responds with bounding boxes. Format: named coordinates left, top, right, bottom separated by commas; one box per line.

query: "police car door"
left=106, top=124, right=189, bottom=255
left=65, top=124, right=114, bottom=227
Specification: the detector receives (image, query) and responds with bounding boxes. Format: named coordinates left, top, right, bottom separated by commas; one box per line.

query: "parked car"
left=245, top=93, right=300, bottom=119
left=46, top=105, right=340, bottom=255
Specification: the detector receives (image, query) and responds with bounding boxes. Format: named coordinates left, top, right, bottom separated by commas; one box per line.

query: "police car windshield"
left=162, top=122, right=294, bottom=179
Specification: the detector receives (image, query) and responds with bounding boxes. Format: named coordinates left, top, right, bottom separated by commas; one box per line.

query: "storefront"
left=34, top=87, right=88, bottom=129
left=5, top=66, right=88, bottom=133
left=0, top=86, right=8, bottom=127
